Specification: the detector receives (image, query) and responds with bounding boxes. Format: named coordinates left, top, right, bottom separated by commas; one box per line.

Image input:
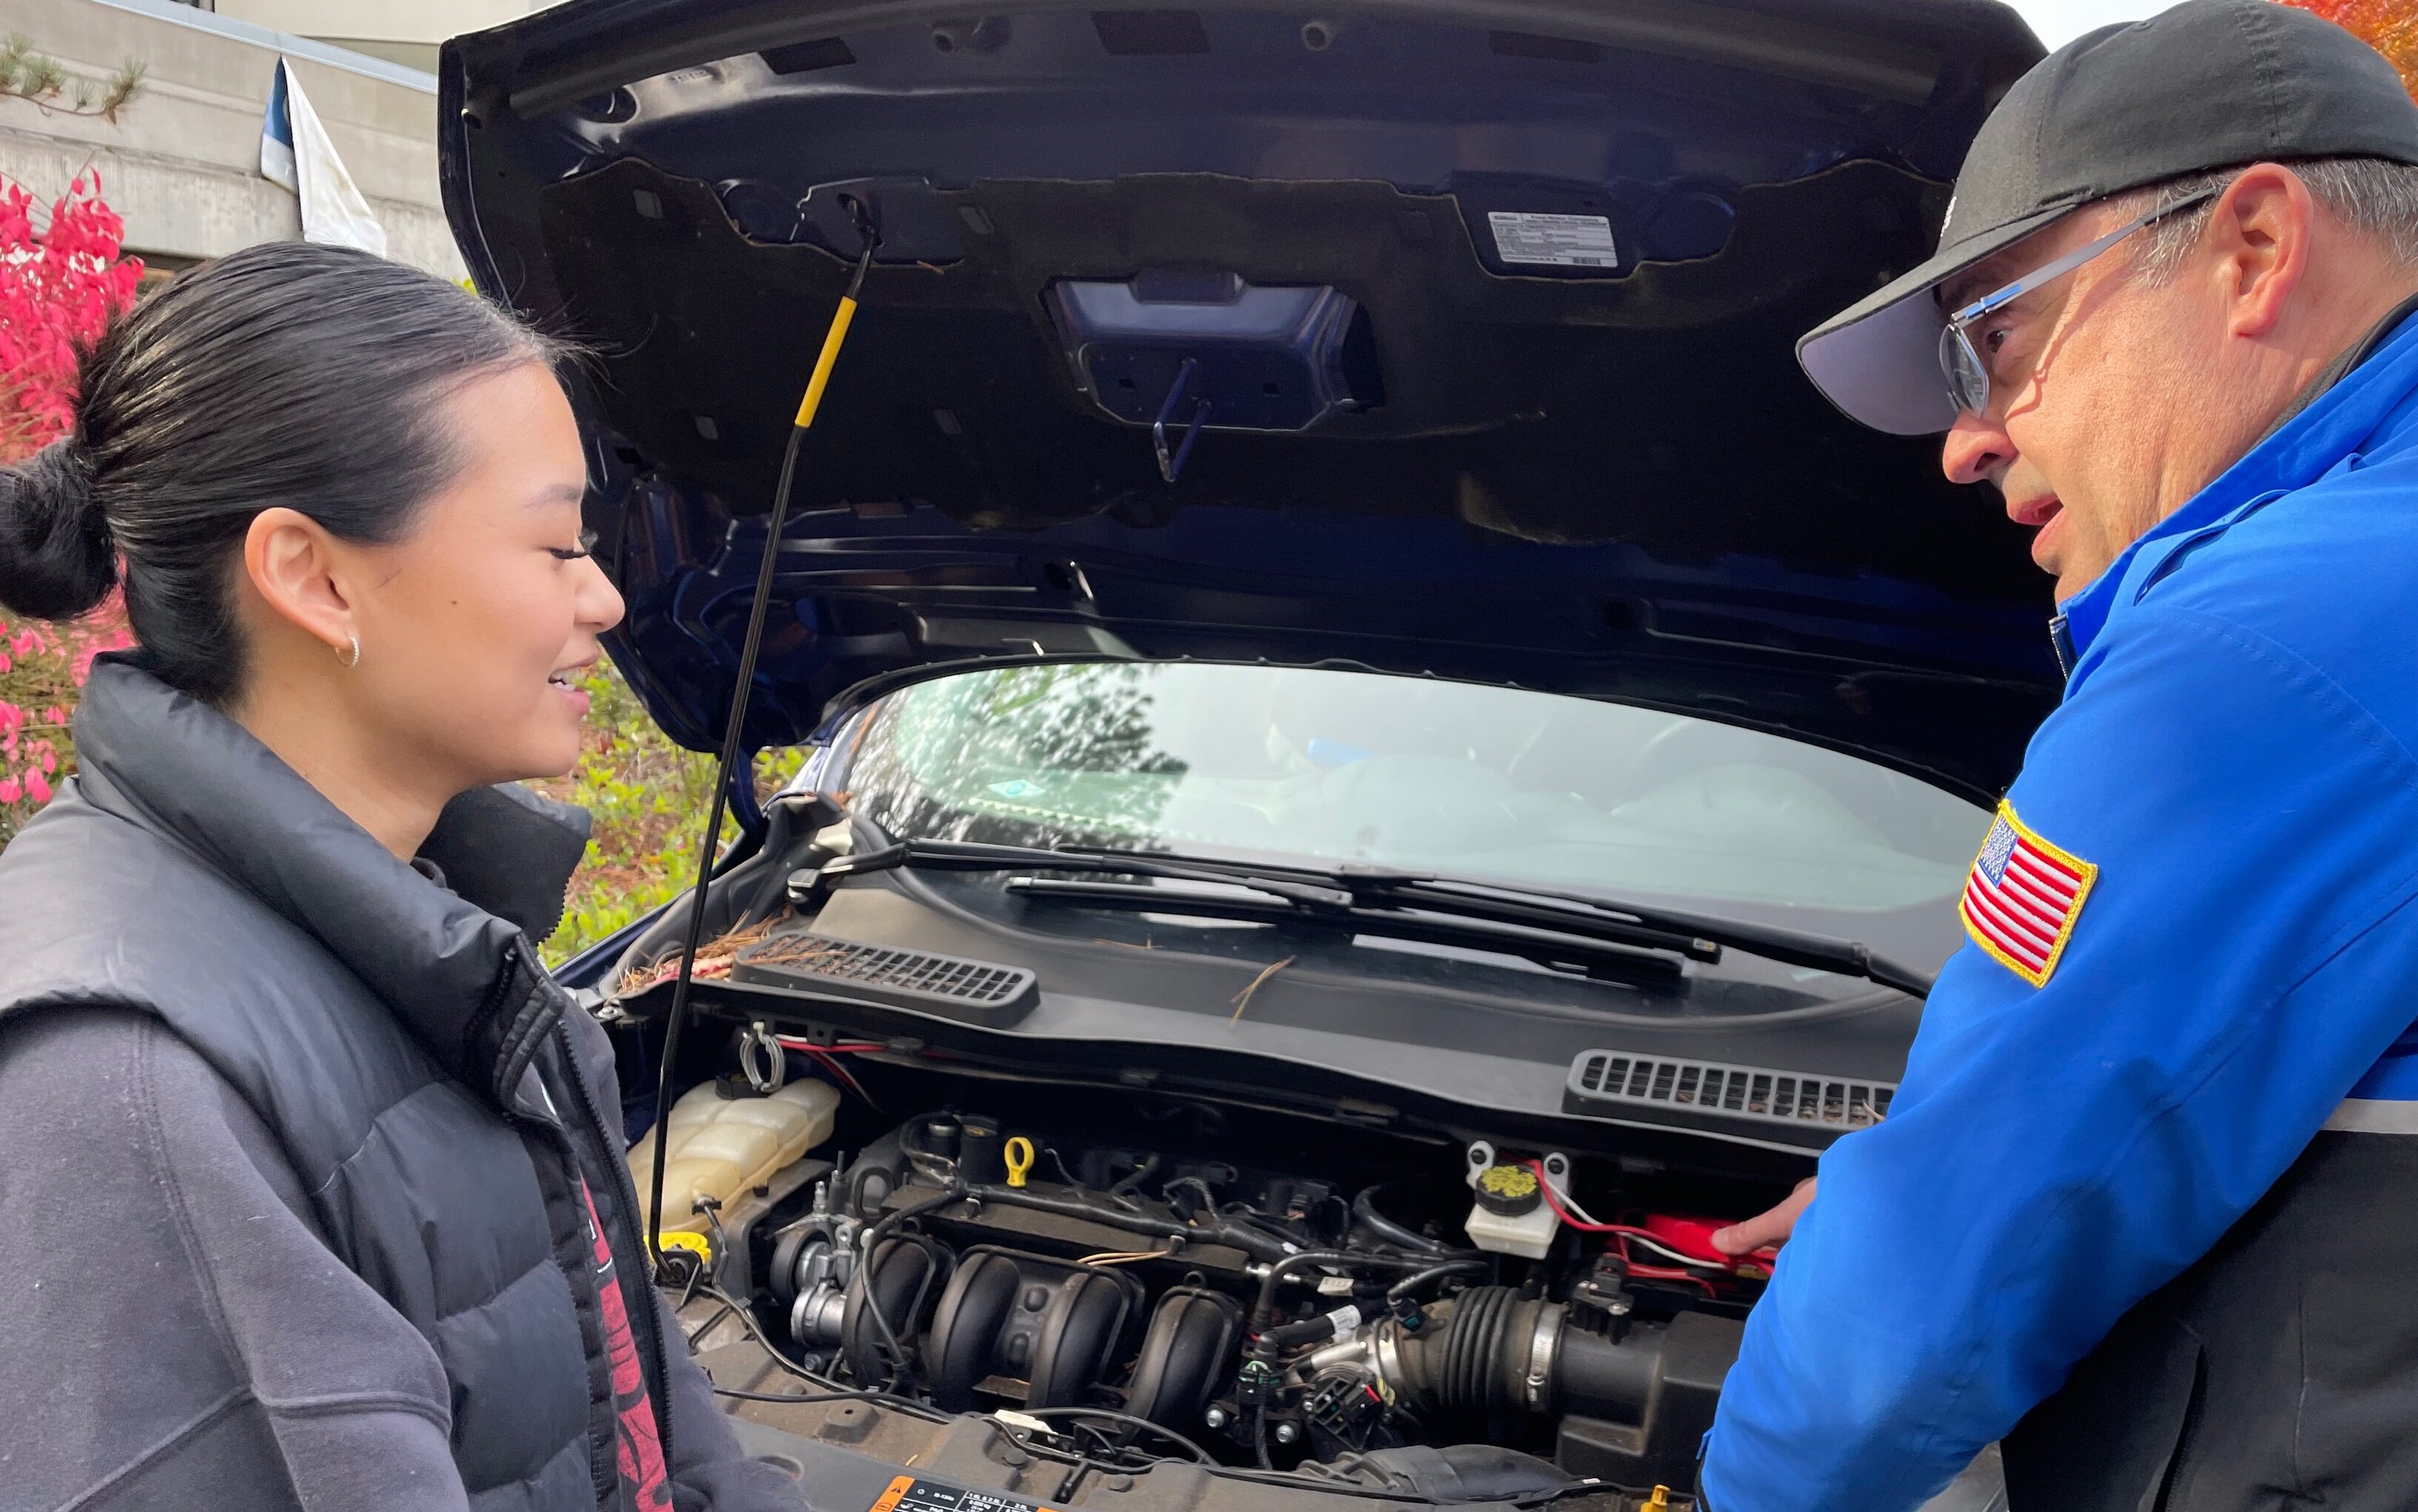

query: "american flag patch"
left=1960, top=803, right=2097, bottom=987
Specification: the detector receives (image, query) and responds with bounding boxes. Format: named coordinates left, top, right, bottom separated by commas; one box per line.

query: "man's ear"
left=242, top=507, right=357, bottom=656
left=2204, top=162, right=2315, bottom=342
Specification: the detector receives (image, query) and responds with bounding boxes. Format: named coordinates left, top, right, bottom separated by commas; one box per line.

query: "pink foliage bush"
left=0, top=172, right=141, bottom=843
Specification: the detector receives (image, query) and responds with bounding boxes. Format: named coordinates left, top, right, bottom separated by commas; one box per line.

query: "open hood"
left=440, top=0, right=2054, bottom=805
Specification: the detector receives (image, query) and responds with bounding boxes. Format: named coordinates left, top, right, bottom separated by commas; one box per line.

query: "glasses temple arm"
left=1949, top=184, right=2223, bottom=324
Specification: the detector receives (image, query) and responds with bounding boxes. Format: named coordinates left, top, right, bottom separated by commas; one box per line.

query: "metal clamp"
left=1152, top=357, right=1210, bottom=484
left=739, top=1020, right=787, bottom=1093
left=1523, top=1302, right=1565, bottom=1413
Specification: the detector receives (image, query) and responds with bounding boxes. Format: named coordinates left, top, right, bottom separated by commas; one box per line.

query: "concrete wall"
left=0, top=0, right=465, bottom=276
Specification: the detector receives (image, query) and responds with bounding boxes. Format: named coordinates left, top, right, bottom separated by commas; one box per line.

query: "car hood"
left=440, top=0, right=2051, bottom=805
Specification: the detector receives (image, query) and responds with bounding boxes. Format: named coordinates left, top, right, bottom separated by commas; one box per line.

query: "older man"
left=1698, top=2, right=2418, bottom=1508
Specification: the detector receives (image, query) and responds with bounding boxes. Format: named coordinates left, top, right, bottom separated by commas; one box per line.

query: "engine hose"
left=1385, top=1258, right=1488, bottom=1305
left=1110, top=1152, right=1162, bottom=1197
left=1256, top=1259, right=1488, bottom=1351
left=1352, top=1185, right=1453, bottom=1256
left=853, top=1182, right=968, bottom=1384
left=1248, top=1250, right=1438, bottom=1335
left=1259, top=1308, right=1360, bottom=1351
left=860, top=1182, right=969, bottom=1250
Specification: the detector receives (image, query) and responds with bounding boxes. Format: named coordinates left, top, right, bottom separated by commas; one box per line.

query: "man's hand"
left=1711, top=1177, right=1815, bottom=1256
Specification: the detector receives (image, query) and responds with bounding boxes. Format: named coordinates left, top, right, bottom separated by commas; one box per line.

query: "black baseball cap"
left=1799, top=0, right=2418, bottom=435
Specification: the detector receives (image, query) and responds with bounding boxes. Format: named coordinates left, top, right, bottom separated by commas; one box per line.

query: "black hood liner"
left=542, top=159, right=2033, bottom=585
left=528, top=160, right=2059, bottom=800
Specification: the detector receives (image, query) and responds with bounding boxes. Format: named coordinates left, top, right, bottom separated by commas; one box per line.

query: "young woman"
left=0, top=243, right=796, bottom=1511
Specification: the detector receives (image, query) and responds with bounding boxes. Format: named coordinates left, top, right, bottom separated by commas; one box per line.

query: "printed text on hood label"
left=1487, top=211, right=1619, bottom=268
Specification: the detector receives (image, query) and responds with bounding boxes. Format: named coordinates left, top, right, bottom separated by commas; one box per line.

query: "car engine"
left=679, top=1061, right=1771, bottom=1504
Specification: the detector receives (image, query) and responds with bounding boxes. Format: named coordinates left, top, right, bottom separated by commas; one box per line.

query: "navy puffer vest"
left=0, top=658, right=667, bottom=1511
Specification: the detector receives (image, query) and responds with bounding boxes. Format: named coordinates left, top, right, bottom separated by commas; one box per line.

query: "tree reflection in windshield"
left=836, top=663, right=1987, bottom=917
left=849, top=664, right=1189, bottom=848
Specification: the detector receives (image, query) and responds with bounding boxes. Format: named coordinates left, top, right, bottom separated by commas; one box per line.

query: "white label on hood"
left=1488, top=211, right=1618, bottom=269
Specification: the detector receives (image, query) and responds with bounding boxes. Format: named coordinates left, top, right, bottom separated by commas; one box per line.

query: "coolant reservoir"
left=627, top=1078, right=840, bottom=1236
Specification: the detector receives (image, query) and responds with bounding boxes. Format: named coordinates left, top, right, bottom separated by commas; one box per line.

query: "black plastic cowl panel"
left=731, top=930, right=1039, bottom=1025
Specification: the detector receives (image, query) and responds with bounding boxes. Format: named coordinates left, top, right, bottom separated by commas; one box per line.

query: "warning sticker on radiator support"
left=1486, top=211, right=1619, bottom=269
left=867, top=1473, right=1056, bottom=1512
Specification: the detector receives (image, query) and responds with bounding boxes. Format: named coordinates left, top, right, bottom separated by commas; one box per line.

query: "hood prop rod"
left=1153, top=356, right=1209, bottom=484
left=647, top=197, right=881, bottom=1276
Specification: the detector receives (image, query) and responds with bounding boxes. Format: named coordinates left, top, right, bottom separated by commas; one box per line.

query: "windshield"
left=830, top=664, right=1988, bottom=922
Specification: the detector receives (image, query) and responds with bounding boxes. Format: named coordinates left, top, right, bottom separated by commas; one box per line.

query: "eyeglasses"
left=1937, top=184, right=2222, bottom=417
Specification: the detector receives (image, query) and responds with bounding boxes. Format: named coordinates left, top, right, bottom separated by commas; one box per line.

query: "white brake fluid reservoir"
left=1462, top=1201, right=1562, bottom=1259
left=1461, top=1142, right=1566, bottom=1259
left=626, top=1078, right=841, bottom=1234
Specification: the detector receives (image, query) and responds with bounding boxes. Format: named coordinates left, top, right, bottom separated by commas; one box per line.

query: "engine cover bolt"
left=1273, top=1422, right=1302, bottom=1445
left=1204, top=1405, right=1232, bottom=1429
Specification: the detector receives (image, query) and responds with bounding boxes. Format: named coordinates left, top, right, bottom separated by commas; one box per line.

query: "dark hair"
left=0, top=241, right=566, bottom=703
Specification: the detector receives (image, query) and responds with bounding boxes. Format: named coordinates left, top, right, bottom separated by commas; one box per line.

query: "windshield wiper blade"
left=1628, top=907, right=1936, bottom=997
left=820, top=839, right=1356, bottom=907
left=1383, top=880, right=1933, bottom=998
left=819, top=839, right=1721, bottom=964
left=814, top=839, right=1932, bottom=999
left=997, top=875, right=1686, bottom=988
left=1050, top=847, right=1937, bottom=999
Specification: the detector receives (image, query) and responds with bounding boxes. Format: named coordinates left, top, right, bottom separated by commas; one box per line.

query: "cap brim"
left=1796, top=204, right=2071, bottom=436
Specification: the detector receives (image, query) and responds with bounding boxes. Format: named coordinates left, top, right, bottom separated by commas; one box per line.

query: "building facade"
left=0, top=0, right=504, bottom=277
left=212, top=0, right=557, bottom=75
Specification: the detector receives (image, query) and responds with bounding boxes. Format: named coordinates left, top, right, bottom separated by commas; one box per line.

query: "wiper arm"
left=812, top=839, right=1933, bottom=999
left=1049, top=847, right=1938, bottom=999
left=1378, top=879, right=1934, bottom=998
left=1590, top=898, right=1935, bottom=999
left=819, top=839, right=1357, bottom=907
left=817, top=839, right=1721, bottom=965
left=998, top=875, right=1686, bottom=988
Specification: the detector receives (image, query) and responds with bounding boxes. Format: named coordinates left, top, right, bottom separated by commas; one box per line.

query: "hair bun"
left=0, top=440, right=116, bottom=622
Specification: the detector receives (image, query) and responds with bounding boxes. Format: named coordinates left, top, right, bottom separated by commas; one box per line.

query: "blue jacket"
left=1702, top=309, right=2418, bottom=1509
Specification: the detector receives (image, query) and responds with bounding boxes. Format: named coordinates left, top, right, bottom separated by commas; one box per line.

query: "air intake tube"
left=1307, top=1286, right=1740, bottom=1485
left=1390, top=1288, right=1643, bottom=1428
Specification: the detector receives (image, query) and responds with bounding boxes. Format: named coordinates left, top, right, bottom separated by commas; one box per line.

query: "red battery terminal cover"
left=1639, top=1213, right=1782, bottom=1276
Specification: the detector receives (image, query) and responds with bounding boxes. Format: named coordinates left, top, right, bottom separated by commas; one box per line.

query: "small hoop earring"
left=339, top=633, right=361, bottom=669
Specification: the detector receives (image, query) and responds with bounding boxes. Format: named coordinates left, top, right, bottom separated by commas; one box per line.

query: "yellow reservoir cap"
left=1478, top=1163, right=1540, bottom=1201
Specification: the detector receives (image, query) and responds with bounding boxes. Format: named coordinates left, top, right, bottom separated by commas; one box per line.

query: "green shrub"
left=527, top=664, right=803, bottom=965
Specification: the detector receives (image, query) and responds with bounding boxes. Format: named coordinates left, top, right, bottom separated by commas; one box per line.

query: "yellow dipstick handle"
left=1004, top=1135, right=1035, bottom=1189
left=1645, top=1487, right=1671, bottom=1511
left=793, top=295, right=859, bottom=429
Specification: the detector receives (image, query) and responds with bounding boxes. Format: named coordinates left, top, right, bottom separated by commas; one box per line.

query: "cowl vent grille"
left=732, top=933, right=1039, bottom=1025
left=1566, top=1050, right=1893, bottom=1131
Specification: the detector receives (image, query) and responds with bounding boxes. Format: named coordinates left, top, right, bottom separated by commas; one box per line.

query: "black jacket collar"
left=70, top=656, right=590, bottom=1102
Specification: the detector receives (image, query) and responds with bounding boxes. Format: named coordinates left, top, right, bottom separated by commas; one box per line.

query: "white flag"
left=260, top=59, right=388, bottom=258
